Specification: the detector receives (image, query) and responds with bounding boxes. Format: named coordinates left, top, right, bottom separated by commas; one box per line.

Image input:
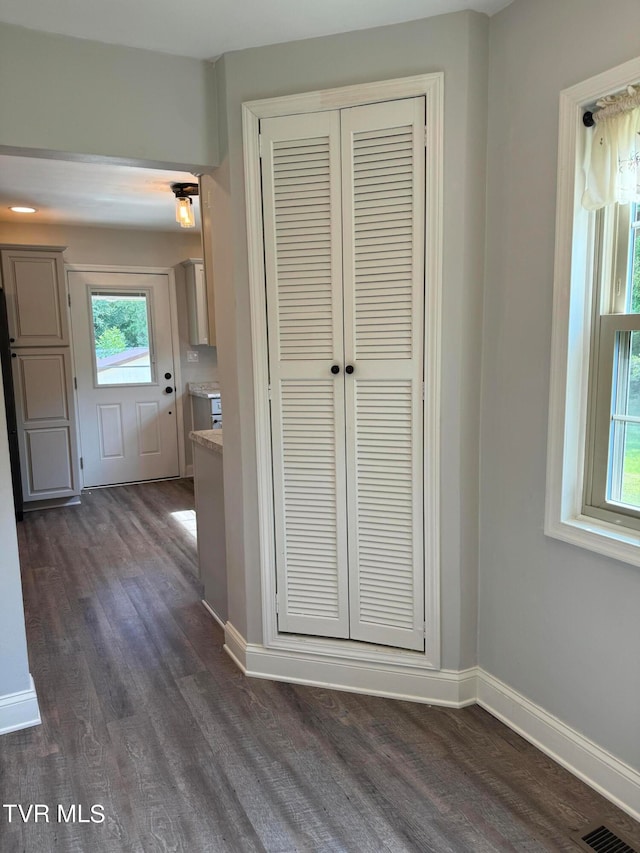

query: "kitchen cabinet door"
left=12, top=348, right=80, bottom=501
left=1, top=248, right=69, bottom=346
left=182, top=259, right=210, bottom=345
left=198, top=175, right=218, bottom=347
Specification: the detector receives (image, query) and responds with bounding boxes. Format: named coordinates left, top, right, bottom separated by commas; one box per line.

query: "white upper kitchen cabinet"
left=181, top=258, right=210, bottom=346
left=1, top=247, right=69, bottom=347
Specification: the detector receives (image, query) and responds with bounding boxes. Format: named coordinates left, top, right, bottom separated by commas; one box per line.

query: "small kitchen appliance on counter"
left=189, top=382, right=222, bottom=430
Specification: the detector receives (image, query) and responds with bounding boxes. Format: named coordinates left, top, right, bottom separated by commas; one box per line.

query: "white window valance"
left=582, top=86, right=640, bottom=210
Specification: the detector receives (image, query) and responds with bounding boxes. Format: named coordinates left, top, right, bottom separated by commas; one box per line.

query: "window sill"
left=545, top=513, right=640, bottom=568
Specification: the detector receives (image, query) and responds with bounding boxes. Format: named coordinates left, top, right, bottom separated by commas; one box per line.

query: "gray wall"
left=480, top=0, right=640, bottom=770
left=214, top=11, right=489, bottom=664
left=0, top=376, right=32, bottom=699
left=0, top=23, right=218, bottom=170
left=0, top=222, right=217, bottom=468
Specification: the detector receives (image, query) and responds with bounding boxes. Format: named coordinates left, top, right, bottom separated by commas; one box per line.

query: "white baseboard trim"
left=477, top=669, right=640, bottom=823
left=202, top=599, right=225, bottom=630
left=24, top=495, right=81, bottom=512
left=0, top=675, right=41, bottom=736
left=223, top=622, right=475, bottom=707
left=223, top=625, right=640, bottom=821
left=224, top=622, right=248, bottom=671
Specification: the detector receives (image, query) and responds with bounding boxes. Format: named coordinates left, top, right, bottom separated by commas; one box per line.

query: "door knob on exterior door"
left=165, top=386, right=174, bottom=394
left=345, top=365, right=354, bottom=374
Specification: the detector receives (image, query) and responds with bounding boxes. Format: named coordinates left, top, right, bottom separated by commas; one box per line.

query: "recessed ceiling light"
left=9, top=206, right=37, bottom=214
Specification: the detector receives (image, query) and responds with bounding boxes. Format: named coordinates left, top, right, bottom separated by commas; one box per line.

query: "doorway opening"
left=0, top=150, right=213, bottom=510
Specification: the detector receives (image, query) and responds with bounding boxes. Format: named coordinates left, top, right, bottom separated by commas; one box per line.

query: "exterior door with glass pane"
left=68, top=271, right=179, bottom=487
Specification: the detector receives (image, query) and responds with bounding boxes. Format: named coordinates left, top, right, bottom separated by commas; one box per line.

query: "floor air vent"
left=573, top=822, right=639, bottom=853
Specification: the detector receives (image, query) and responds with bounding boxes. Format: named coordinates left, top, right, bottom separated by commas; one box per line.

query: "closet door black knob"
left=345, top=365, right=354, bottom=375
left=330, top=365, right=340, bottom=375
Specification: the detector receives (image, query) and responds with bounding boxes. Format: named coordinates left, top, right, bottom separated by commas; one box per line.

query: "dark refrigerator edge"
left=0, top=287, right=23, bottom=521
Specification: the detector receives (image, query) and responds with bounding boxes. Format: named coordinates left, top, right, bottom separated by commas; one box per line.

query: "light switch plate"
left=187, top=350, right=199, bottom=363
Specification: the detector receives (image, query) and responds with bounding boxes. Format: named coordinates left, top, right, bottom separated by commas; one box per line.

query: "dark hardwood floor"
left=1, top=479, right=639, bottom=852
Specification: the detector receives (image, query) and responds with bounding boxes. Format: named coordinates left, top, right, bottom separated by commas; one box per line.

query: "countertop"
left=188, top=381, right=220, bottom=399
left=190, top=429, right=223, bottom=454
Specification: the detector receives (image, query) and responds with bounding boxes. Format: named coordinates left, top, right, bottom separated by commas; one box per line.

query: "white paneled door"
left=260, top=97, right=425, bottom=651
left=68, top=271, right=179, bottom=487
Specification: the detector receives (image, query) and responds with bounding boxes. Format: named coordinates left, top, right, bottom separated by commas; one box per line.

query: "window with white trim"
left=545, top=57, right=640, bottom=566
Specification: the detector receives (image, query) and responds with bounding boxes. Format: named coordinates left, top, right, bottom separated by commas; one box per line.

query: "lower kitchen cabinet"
left=11, top=348, right=80, bottom=503
left=191, top=434, right=227, bottom=624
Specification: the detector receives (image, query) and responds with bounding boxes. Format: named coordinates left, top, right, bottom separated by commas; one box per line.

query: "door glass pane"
left=91, top=291, right=153, bottom=386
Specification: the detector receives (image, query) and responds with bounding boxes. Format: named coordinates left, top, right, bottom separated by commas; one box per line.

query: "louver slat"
left=342, top=98, right=425, bottom=651
left=261, top=111, right=349, bottom=639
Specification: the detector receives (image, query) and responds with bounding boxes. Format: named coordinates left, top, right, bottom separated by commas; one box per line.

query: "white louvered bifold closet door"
left=341, top=98, right=425, bottom=651
left=261, top=111, right=350, bottom=638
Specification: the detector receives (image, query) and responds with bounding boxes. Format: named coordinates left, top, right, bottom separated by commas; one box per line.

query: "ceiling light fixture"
left=171, top=182, right=198, bottom=228
left=10, top=206, right=37, bottom=214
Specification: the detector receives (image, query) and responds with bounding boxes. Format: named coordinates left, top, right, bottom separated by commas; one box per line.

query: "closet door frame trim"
left=243, top=73, right=443, bottom=670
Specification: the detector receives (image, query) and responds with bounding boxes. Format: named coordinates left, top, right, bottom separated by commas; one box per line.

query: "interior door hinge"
left=258, top=134, right=264, bottom=158
left=74, top=377, right=77, bottom=390
left=424, top=125, right=428, bottom=147
left=79, top=457, right=83, bottom=470
left=268, top=384, right=272, bottom=400
left=275, top=593, right=280, bottom=614
left=422, top=382, right=425, bottom=401
left=67, top=293, right=71, bottom=307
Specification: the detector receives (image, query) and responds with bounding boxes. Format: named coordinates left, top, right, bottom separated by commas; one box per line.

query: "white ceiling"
left=0, top=156, right=200, bottom=231
left=0, top=0, right=513, bottom=60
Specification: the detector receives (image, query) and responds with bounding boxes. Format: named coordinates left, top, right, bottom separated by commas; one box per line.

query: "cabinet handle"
left=11, top=352, right=16, bottom=358
left=345, top=364, right=354, bottom=375
left=9, top=337, right=15, bottom=343
left=330, top=365, right=340, bottom=375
